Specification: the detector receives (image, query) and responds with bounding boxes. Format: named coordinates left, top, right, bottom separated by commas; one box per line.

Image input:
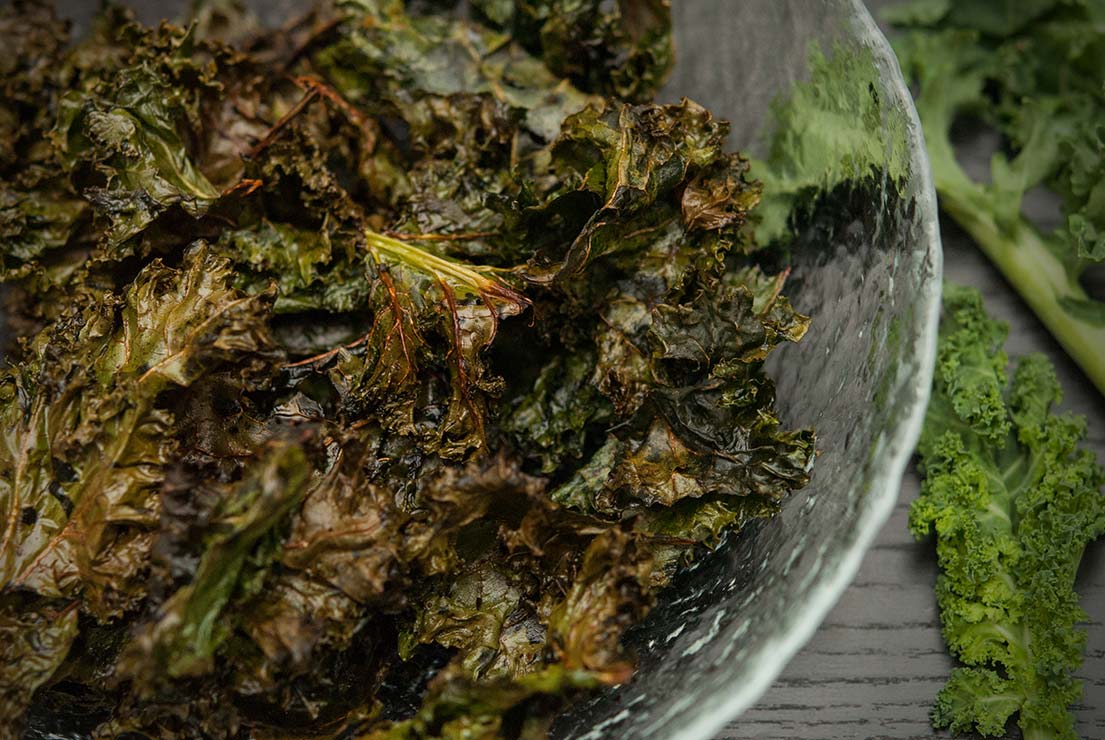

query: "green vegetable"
left=118, top=440, right=312, bottom=683
left=0, top=1, right=815, bottom=737
left=887, top=1, right=1105, bottom=397
left=469, top=0, right=673, bottom=103
left=912, top=283, right=1105, bottom=739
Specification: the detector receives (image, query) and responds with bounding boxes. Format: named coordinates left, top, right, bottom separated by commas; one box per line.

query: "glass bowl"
left=545, top=2, right=941, bottom=737
left=550, top=2, right=942, bottom=738
left=37, top=1, right=943, bottom=738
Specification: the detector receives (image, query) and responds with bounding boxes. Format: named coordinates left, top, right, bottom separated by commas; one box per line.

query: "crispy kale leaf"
left=0, top=2, right=87, bottom=283
left=0, top=599, right=79, bottom=732
left=363, top=665, right=599, bottom=740
left=119, top=439, right=311, bottom=682
left=888, top=0, right=1105, bottom=397
left=913, top=284, right=1105, bottom=739
left=0, top=245, right=275, bottom=614
left=544, top=266, right=813, bottom=517
left=471, top=0, right=673, bottom=103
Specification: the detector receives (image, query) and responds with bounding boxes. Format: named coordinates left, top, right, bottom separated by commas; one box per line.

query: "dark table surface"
left=719, top=4, right=1105, bottom=736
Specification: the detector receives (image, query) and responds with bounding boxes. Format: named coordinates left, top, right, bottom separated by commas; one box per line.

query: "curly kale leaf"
left=315, top=1, right=594, bottom=145
left=400, top=524, right=662, bottom=686
left=399, top=563, right=545, bottom=680
left=0, top=599, right=79, bottom=732
left=501, top=350, right=613, bottom=474
left=543, top=529, right=657, bottom=681
left=531, top=98, right=739, bottom=283
left=0, top=245, right=276, bottom=616
left=546, top=266, right=813, bottom=517
left=301, top=229, right=529, bottom=459
left=0, top=2, right=87, bottom=282
left=117, top=439, right=311, bottom=683
left=913, top=283, right=1105, bottom=739
left=361, top=664, right=599, bottom=740
left=0, top=2, right=69, bottom=177
left=52, top=32, right=223, bottom=248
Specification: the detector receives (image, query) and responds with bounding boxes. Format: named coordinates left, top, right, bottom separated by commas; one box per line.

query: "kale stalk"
left=888, top=1, right=1105, bottom=397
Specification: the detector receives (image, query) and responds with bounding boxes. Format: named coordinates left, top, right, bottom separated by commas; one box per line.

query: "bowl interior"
left=550, top=2, right=941, bottom=738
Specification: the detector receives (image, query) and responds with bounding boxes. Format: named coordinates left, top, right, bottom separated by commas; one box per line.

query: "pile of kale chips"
left=0, top=1, right=815, bottom=738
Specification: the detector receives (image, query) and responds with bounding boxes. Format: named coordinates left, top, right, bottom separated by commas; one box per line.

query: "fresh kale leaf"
left=913, top=284, right=1105, bottom=739
left=888, top=0, right=1105, bottom=397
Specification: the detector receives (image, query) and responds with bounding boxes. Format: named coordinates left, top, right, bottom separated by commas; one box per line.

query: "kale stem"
left=927, top=140, right=1105, bottom=398
left=363, top=228, right=527, bottom=307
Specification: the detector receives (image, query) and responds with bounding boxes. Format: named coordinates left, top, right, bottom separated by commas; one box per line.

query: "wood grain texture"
left=720, top=4, right=1105, bottom=732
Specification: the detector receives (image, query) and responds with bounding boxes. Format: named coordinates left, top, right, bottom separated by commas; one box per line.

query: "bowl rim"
left=660, top=3, right=944, bottom=739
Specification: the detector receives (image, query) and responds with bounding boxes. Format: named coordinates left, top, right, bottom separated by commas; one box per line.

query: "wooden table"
left=720, top=16, right=1105, bottom=731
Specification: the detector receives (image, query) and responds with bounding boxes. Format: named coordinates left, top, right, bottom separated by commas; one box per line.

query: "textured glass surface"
left=30, top=2, right=942, bottom=739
